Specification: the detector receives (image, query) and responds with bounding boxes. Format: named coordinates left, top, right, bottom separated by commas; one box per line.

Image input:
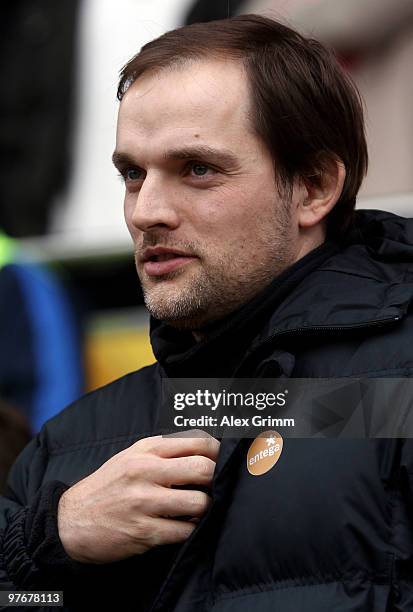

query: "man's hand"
left=57, top=431, right=220, bottom=564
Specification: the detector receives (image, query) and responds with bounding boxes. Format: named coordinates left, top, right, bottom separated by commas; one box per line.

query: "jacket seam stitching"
left=316, top=268, right=387, bottom=282
left=213, top=573, right=391, bottom=602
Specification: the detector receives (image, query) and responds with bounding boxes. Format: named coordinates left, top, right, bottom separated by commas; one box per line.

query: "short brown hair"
left=118, top=14, right=368, bottom=237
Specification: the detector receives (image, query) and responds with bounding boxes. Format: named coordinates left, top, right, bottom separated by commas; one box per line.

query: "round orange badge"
left=247, top=430, right=283, bottom=476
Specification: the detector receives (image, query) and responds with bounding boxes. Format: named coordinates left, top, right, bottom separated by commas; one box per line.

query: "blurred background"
left=1, top=0, right=412, bottom=479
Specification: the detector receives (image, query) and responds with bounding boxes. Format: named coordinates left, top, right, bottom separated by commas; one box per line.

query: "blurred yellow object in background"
left=84, top=311, right=155, bottom=391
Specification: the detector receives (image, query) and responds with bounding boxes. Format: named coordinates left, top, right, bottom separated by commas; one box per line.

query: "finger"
left=147, top=517, right=196, bottom=547
left=154, top=455, right=216, bottom=487
left=136, top=430, right=220, bottom=461
left=150, top=487, right=212, bottom=519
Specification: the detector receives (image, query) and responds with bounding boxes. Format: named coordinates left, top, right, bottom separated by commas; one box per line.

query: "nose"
left=126, top=173, right=180, bottom=234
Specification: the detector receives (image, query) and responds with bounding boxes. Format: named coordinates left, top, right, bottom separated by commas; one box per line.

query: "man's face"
left=114, top=58, right=299, bottom=329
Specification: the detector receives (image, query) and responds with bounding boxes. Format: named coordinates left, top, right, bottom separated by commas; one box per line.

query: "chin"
left=143, top=291, right=214, bottom=330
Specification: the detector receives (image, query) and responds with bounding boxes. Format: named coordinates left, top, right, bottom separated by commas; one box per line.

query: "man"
left=1, top=14, right=413, bottom=612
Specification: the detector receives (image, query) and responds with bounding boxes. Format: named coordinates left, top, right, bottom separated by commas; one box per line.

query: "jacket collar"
left=251, top=209, right=413, bottom=347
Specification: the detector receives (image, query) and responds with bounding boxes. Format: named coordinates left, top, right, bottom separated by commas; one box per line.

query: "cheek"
left=193, top=186, right=256, bottom=233
left=197, top=210, right=261, bottom=263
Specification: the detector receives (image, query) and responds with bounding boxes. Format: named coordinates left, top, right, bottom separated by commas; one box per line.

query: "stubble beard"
left=136, top=203, right=295, bottom=330
left=137, top=255, right=237, bottom=330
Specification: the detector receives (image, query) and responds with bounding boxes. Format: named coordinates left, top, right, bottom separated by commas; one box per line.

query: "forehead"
left=116, top=58, right=254, bottom=153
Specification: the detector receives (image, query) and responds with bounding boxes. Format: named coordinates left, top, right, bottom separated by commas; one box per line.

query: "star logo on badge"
left=266, top=436, right=276, bottom=446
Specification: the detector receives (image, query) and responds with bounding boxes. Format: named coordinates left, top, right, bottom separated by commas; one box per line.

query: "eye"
left=187, top=162, right=217, bottom=179
left=191, top=164, right=209, bottom=176
left=125, top=167, right=145, bottom=181
left=117, top=166, right=145, bottom=184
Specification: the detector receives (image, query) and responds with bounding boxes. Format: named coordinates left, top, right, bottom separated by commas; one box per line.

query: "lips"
left=147, top=253, right=181, bottom=262
left=141, top=247, right=197, bottom=277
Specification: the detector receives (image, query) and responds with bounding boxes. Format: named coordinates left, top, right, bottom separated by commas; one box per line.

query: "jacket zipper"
left=235, top=315, right=402, bottom=375
left=261, top=314, right=400, bottom=339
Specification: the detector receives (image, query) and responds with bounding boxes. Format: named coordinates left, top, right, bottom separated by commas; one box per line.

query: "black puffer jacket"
left=1, top=210, right=413, bottom=611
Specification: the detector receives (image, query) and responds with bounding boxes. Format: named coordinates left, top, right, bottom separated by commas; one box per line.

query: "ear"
left=297, top=159, right=346, bottom=229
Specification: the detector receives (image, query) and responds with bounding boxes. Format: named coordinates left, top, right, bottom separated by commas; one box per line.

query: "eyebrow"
left=112, top=145, right=239, bottom=169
